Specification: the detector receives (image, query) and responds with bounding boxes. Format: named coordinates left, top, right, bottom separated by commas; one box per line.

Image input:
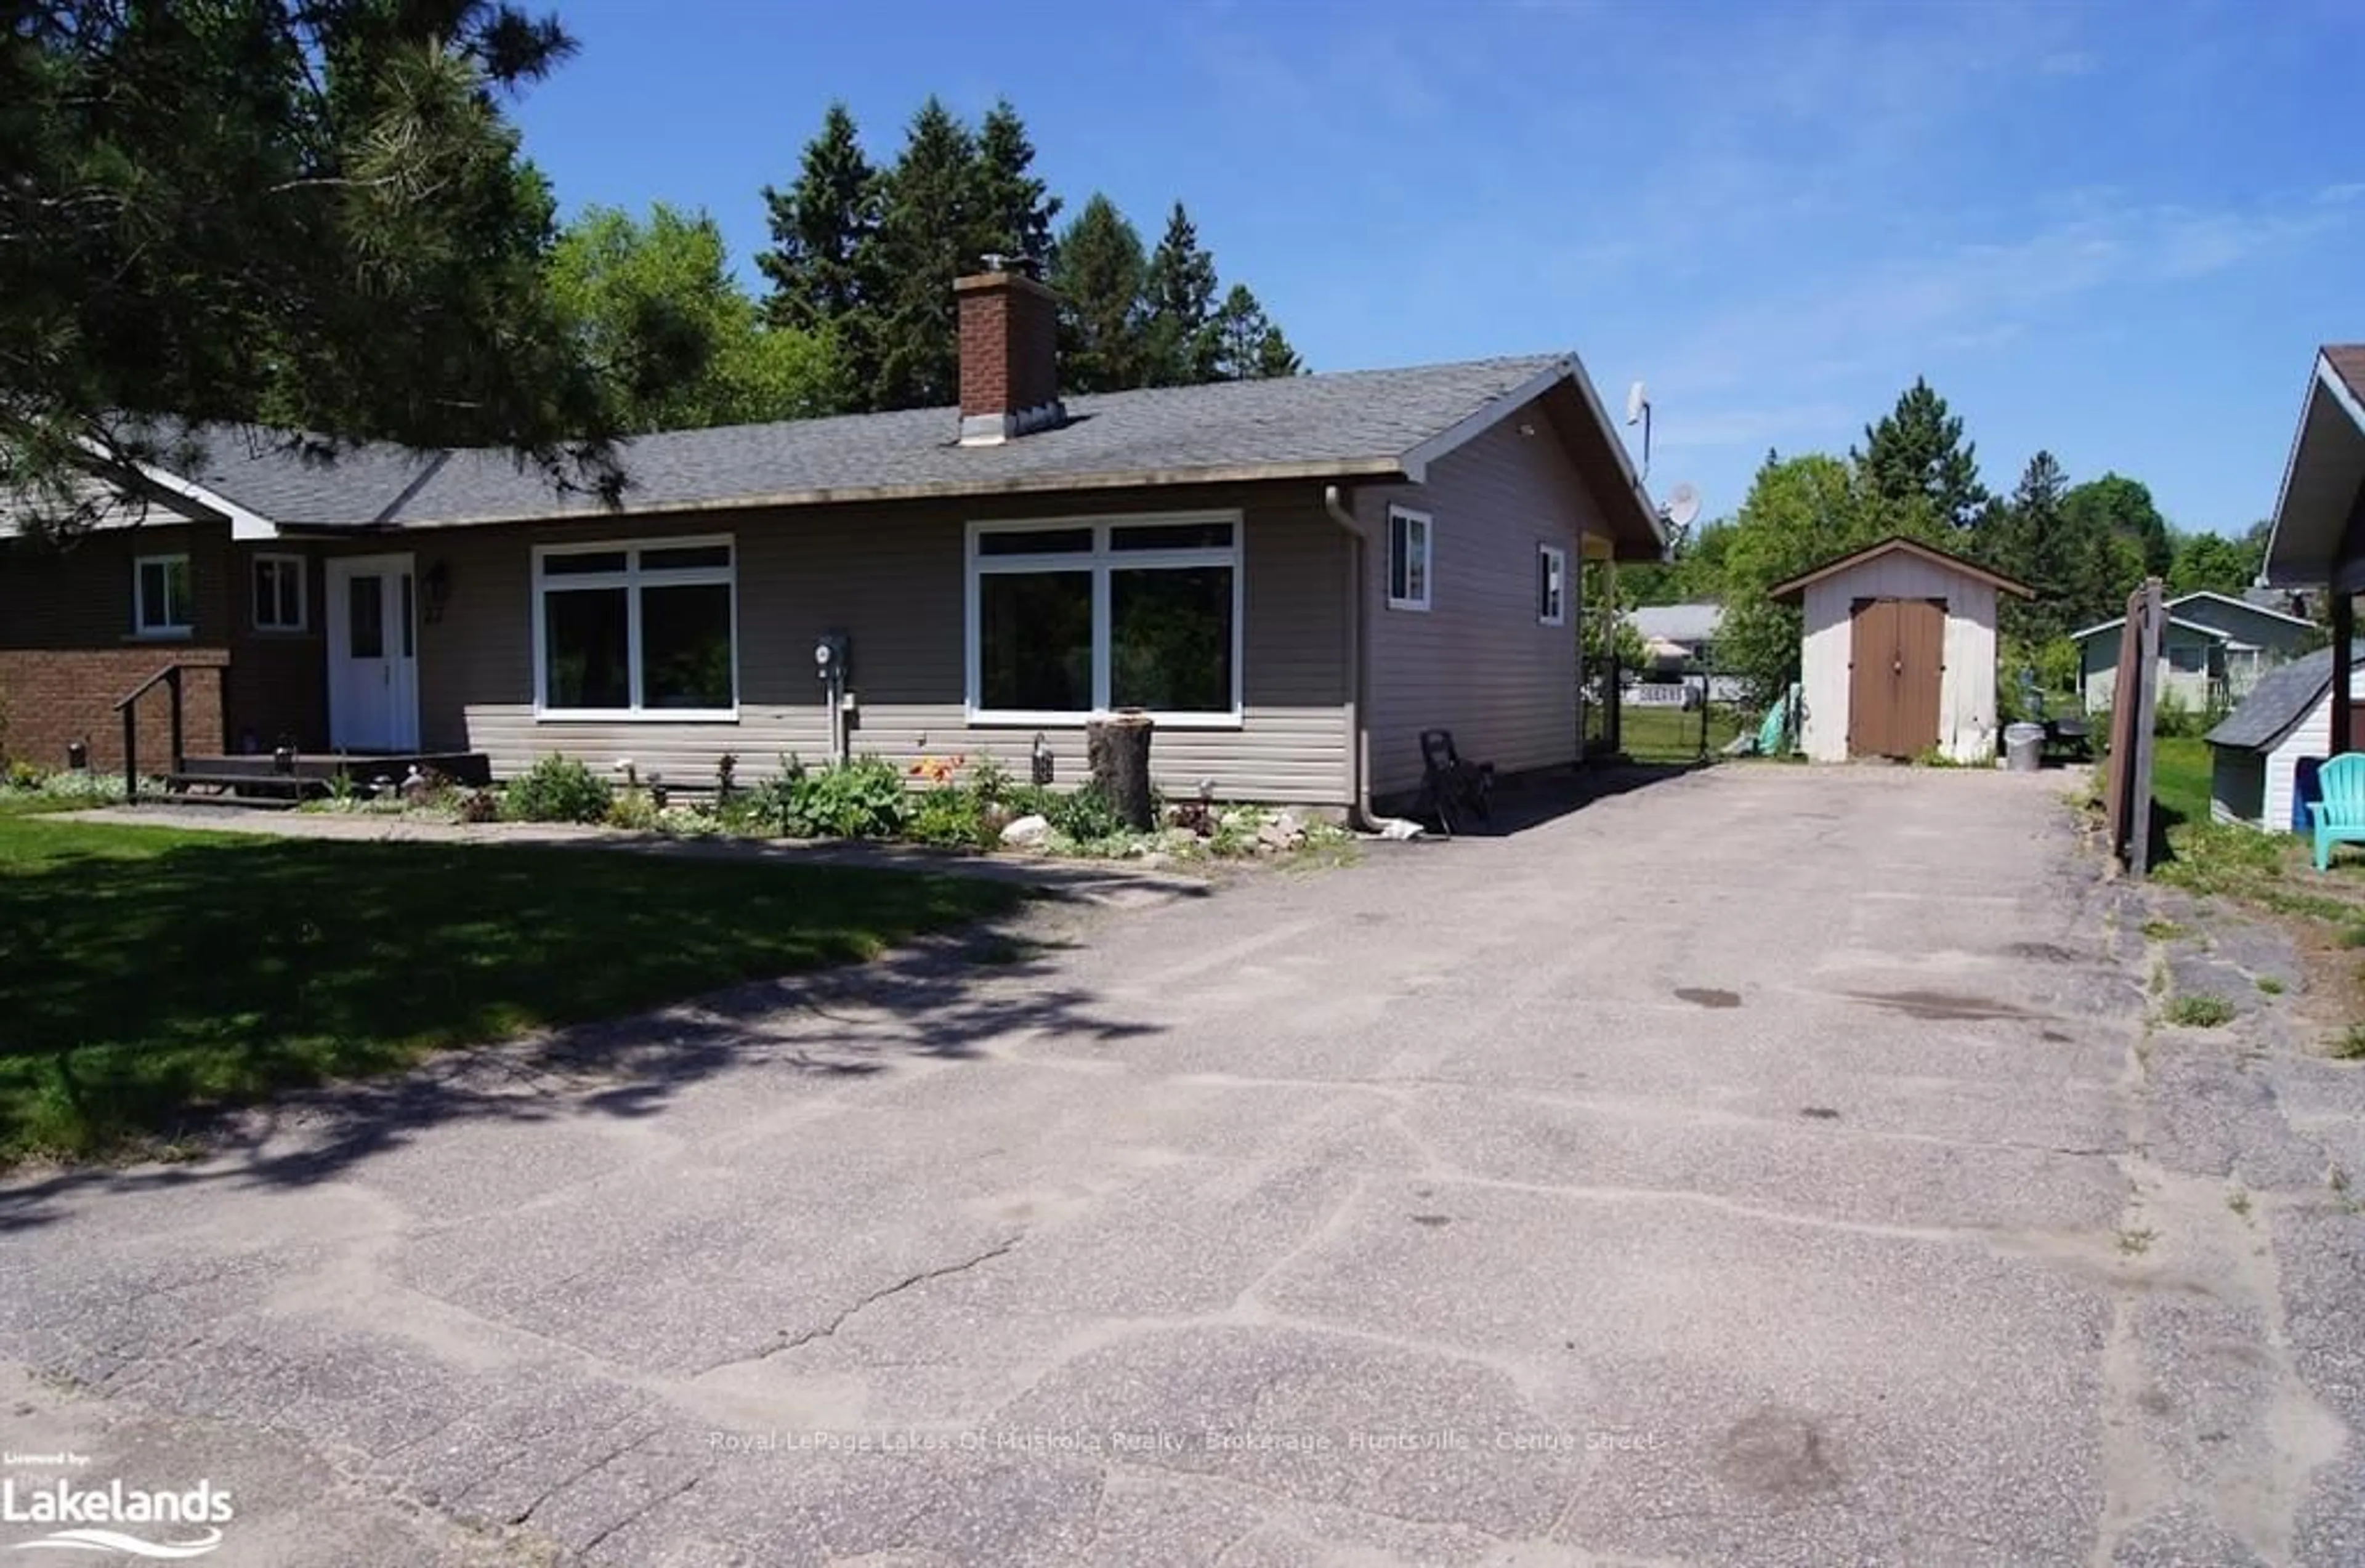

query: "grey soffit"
left=2205, top=641, right=2365, bottom=751
left=153, top=355, right=1574, bottom=529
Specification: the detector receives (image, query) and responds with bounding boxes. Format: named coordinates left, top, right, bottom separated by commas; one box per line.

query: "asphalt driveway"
left=5, top=765, right=2363, bottom=1566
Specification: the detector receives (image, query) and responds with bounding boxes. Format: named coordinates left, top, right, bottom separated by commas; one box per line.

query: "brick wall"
left=0, top=519, right=320, bottom=767
left=0, top=647, right=227, bottom=770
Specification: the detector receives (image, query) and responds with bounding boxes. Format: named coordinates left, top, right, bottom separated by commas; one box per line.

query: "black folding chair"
left=1417, top=729, right=1495, bottom=836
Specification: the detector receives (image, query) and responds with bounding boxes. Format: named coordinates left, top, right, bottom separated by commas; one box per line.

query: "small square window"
left=253, top=554, right=306, bottom=631
left=1387, top=506, right=1431, bottom=611
left=134, top=554, right=193, bottom=637
left=1538, top=543, right=1567, bottom=626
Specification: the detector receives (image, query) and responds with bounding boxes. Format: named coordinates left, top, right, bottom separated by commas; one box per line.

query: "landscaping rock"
left=1000, top=813, right=1051, bottom=847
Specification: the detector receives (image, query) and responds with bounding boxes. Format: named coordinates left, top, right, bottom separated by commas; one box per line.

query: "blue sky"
left=509, top=0, right=2361, bottom=536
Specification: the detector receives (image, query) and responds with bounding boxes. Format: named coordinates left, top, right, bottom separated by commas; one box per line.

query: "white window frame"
left=531, top=535, right=738, bottom=722
left=965, top=511, right=1245, bottom=729
left=252, top=552, right=308, bottom=632
left=1387, top=506, right=1431, bottom=612
left=132, top=552, right=193, bottom=639
left=1538, top=543, right=1567, bottom=627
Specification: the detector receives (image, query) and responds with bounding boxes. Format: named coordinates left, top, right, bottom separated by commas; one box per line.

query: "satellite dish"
left=1625, top=380, right=1647, bottom=426
left=1664, top=483, right=1702, bottom=531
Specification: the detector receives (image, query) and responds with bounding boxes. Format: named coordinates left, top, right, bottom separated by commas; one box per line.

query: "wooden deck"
left=156, top=751, right=493, bottom=806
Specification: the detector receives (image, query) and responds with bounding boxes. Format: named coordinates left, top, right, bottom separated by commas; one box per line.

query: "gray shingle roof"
left=164, top=355, right=1575, bottom=528
left=2205, top=641, right=2365, bottom=750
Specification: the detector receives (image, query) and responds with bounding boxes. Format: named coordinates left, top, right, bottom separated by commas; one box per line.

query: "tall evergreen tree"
left=755, top=103, right=880, bottom=405
left=1254, top=325, right=1305, bottom=379
left=1986, top=450, right=2127, bottom=645
left=867, top=97, right=985, bottom=409
left=1048, top=194, right=1147, bottom=394
left=1854, top=378, right=1989, bottom=530
left=972, top=99, right=1059, bottom=274
left=1141, top=203, right=1220, bottom=387
left=1210, top=285, right=1299, bottom=380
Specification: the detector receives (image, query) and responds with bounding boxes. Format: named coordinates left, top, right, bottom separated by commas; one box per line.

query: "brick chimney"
left=955, top=265, right=1064, bottom=445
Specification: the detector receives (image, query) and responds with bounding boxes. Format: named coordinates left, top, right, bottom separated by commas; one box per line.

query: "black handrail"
left=110, top=661, right=192, bottom=804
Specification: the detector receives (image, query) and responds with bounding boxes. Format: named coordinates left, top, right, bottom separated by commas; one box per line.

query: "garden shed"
left=2205, top=642, right=2365, bottom=830
left=1770, top=536, right=2032, bottom=763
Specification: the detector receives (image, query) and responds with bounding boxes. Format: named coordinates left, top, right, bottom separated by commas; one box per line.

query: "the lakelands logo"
left=2, top=1473, right=233, bottom=1559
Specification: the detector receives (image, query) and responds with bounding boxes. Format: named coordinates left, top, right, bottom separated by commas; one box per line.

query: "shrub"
left=907, top=786, right=992, bottom=849
left=1005, top=782, right=1126, bottom=844
left=6, top=759, right=46, bottom=790
left=755, top=754, right=910, bottom=839
left=503, top=754, right=614, bottom=823
left=604, top=790, right=660, bottom=831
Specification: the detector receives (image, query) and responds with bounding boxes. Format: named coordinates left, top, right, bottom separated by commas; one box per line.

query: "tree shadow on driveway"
left=0, top=833, right=1170, bottom=1231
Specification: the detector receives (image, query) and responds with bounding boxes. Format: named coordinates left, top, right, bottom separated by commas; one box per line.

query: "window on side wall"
left=1387, top=506, right=1431, bottom=611
left=252, top=554, right=307, bottom=632
left=969, top=515, right=1242, bottom=722
left=133, top=553, right=193, bottom=638
left=1537, top=543, right=1567, bottom=626
left=535, top=538, right=737, bottom=718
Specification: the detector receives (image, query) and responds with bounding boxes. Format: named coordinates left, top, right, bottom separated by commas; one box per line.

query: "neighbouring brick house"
left=0, top=268, right=1665, bottom=812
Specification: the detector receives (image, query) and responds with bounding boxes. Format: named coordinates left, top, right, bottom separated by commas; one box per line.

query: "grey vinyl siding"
left=1360, top=411, right=1597, bottom=798
left=385, top=488, right=1353, bottom=805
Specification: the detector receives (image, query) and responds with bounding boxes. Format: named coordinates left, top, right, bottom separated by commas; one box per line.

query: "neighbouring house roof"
left=52, top=354, right=1665, bottom=554
left=2071, top=590, right=2318, bottom=646
left=2205, top=640, right=2365, bottom=751
left=1767, top=535, right=2035, bottom=602
left=1627, top=602, right=1723, bottom=644
left=2262, top=344, right=2365, bottom=588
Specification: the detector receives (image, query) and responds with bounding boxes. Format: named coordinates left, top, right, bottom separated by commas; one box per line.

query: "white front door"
left=325, top=555, right=419, bottom=751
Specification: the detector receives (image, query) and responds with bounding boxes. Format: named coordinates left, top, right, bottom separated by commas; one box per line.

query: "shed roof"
left=2205, top=640, right=2365, bottom=751
left=1767, top=535, right=2034, bottom=602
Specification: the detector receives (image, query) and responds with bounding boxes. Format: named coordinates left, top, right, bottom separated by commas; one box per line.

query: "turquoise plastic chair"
left=2309, top=753, right=2365, bottom=871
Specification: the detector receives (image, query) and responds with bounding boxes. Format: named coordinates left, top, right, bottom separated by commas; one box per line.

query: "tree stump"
left=1088, top=711, right=1157, bottom=831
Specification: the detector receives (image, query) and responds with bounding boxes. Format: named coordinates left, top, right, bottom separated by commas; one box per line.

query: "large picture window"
left=969, top=515, right=1242, bottom=722
left=534, top=538, right=736, bottom=719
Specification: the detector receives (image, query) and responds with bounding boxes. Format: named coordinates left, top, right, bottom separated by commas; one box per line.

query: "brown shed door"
left=1848, top=597, right=1944, bottom=758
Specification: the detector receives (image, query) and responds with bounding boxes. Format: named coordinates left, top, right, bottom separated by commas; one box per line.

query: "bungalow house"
left=0, top=267, right=1666, bottom=817
left=2070, top=589, right=2316, bottom=716
left=2256, top=344, right=2365, bottom=758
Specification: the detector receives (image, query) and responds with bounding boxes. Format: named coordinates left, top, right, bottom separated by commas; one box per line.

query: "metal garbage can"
left=2003, top=722, right=2045, bottom=773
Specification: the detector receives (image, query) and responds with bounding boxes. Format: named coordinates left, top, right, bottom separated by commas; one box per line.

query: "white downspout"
left=1324, top=483, right=1420, bottom=836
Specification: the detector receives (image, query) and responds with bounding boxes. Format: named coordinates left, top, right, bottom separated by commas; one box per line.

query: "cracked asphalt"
left=6, top=764, right=2365, bottom=1566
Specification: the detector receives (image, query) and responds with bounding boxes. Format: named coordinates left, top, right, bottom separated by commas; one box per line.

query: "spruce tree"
left=1049, top=195, right=1148, bottom=394
left=1142, top=203, right=1221, bottom=387
left=1253, top=326, right=1305, bottom=379
left=867, top=97, right=985, bottom=410
left=973, top=99, right=1060, bottom=275
left=1854, top=378, right=1989, bottom=530
left=756, top=102, right=881, bottom=403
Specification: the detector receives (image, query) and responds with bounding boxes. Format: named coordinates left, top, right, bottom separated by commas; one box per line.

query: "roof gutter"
left=1324, top=483, right=1421, bottom=837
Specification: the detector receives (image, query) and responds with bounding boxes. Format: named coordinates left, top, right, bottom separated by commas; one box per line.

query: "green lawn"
left=2151, top=735, right=2212, bottom=831
left=0, top=818, right=1023, bottom=1163
left=1614, top=702, right=1747, bottom=762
